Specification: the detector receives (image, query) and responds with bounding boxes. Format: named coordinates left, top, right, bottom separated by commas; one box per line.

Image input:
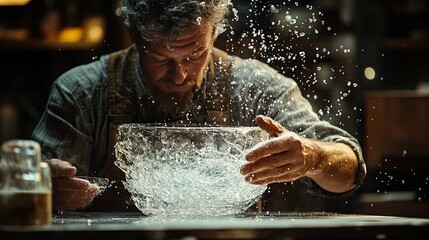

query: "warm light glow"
left=87, top=25, right=104, bottom=42
left=0, top=0, right=32, bottom=6
left=83, top=17, right=105, bottom=43
left=58, top=27, right=83, bottom=43
left=364, top=67, right=376, bottom=80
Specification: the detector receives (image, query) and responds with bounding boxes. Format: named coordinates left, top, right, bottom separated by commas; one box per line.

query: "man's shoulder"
left=213, top=47, right=273, bottom=72
left=223, top=52, right=279, bottom=76
left=55, top=54, right=110, bottom=93
left=228, top=54, right=297, bottom=88
left=52, top=45, right=137, bottom=100
left=66, top=45, right=135, bottom=83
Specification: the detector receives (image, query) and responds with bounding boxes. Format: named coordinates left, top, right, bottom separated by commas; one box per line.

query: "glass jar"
left=0, top=140, right=52, bottom=226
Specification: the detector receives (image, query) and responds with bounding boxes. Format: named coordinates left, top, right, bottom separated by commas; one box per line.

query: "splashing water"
left=115, top=124, right=268, bottom=216
left=222, top=1, right=359, bottom=128
left=196, top=16, right=202, bottom=25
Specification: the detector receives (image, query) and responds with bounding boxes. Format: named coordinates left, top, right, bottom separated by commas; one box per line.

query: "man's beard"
left=154, top=87, right=195, bottom=117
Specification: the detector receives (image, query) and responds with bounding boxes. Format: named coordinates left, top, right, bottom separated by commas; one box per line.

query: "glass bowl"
left=114, top=124, right=268, bottom=216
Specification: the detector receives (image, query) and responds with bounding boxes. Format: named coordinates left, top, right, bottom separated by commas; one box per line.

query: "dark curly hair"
left=120, top=0, right=232, bottom=42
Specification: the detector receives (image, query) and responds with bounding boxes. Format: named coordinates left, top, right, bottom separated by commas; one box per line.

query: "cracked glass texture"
left=115, top=124, right=268, bottom=216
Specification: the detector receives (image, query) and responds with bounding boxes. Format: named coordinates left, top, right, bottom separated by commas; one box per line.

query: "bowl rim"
left=118, top=123, right=265, bottom=131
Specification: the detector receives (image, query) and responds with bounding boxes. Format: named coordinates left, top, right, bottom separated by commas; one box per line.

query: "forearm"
left=305, top=140, right=359, bottom=193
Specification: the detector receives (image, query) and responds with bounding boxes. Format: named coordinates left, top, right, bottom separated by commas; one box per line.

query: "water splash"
left=221, top=1, right=359, bottom=127
left=196, top=16, right=202, bottom=25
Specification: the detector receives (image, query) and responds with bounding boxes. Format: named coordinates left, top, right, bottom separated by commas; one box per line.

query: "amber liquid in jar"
left=0, top=191, right=52, bottom=225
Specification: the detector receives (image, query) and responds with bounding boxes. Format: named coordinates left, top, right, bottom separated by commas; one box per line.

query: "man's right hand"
left=46, top=159, right=101, bottom=211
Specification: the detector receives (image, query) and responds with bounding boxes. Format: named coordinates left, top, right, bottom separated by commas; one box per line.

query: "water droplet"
left=196, top=16, right=202, bottom=25
left=270, top=5, right=279, bottom=14
left=232, top=8, right=239, bottom=21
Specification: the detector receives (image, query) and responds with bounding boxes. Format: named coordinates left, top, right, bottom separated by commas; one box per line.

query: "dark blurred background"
left=0, top=0, right=428, bottom=218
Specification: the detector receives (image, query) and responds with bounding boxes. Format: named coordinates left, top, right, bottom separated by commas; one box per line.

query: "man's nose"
left=172, top=63, right=187, bottom=85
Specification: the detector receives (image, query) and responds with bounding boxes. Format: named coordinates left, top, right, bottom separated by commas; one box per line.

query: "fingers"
left=242, top=148, right=305, bottom=184
left=251, top=172, right=303, bottom=185
left=52, top=177, right=92, bottom=191
left=245, top=133, right=301, bottom=162
left=52, top=177, right=101, bottom=211
left=255, top=115, right=285, bottom=137
left=241, top=150, right=291, bottom=175
left=243, top=119, right=307, bottom=184
left=45, top=159, right=96, bottom=210
left=47, top=158, right=77, bottom=177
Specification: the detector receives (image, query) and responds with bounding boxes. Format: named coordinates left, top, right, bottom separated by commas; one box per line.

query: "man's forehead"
left=143, top=33, right=206, bottom=56
left=164, top=31, right=206, bottom=49
left=142, top=17, right=214, bottom=52
left=143, top=29, right=212, bottom=57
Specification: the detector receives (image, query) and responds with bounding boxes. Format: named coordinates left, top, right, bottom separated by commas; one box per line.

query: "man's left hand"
left=240, top=115, right=318, bottom=185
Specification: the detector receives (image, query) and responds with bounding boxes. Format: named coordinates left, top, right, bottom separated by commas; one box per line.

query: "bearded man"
left=32, top=0, right=366, bottom=212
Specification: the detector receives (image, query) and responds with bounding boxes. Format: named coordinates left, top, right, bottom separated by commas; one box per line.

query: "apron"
left=89, top=46, right=233, bottom=211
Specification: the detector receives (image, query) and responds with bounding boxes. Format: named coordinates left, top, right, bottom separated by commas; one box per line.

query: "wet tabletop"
left=50, top=211, right=429, bottom=227
left=2, top=212, right=429, bottom=239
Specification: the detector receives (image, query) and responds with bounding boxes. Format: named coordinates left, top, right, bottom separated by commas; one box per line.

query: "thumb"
left=46, top=158, right=77, bottom=177
left=255, top=115, right=285, bottom=138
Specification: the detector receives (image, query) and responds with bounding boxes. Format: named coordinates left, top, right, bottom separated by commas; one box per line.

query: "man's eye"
left=187, top=54, right=202, bottom=62
left=157, top=58, right=170, bottom=65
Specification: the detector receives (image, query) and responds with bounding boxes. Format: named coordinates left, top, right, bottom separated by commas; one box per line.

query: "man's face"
left=138, top=17, right=215, bottom=116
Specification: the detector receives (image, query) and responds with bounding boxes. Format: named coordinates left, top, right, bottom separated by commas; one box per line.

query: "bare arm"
left=240, top=115, right=358, bottom=193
